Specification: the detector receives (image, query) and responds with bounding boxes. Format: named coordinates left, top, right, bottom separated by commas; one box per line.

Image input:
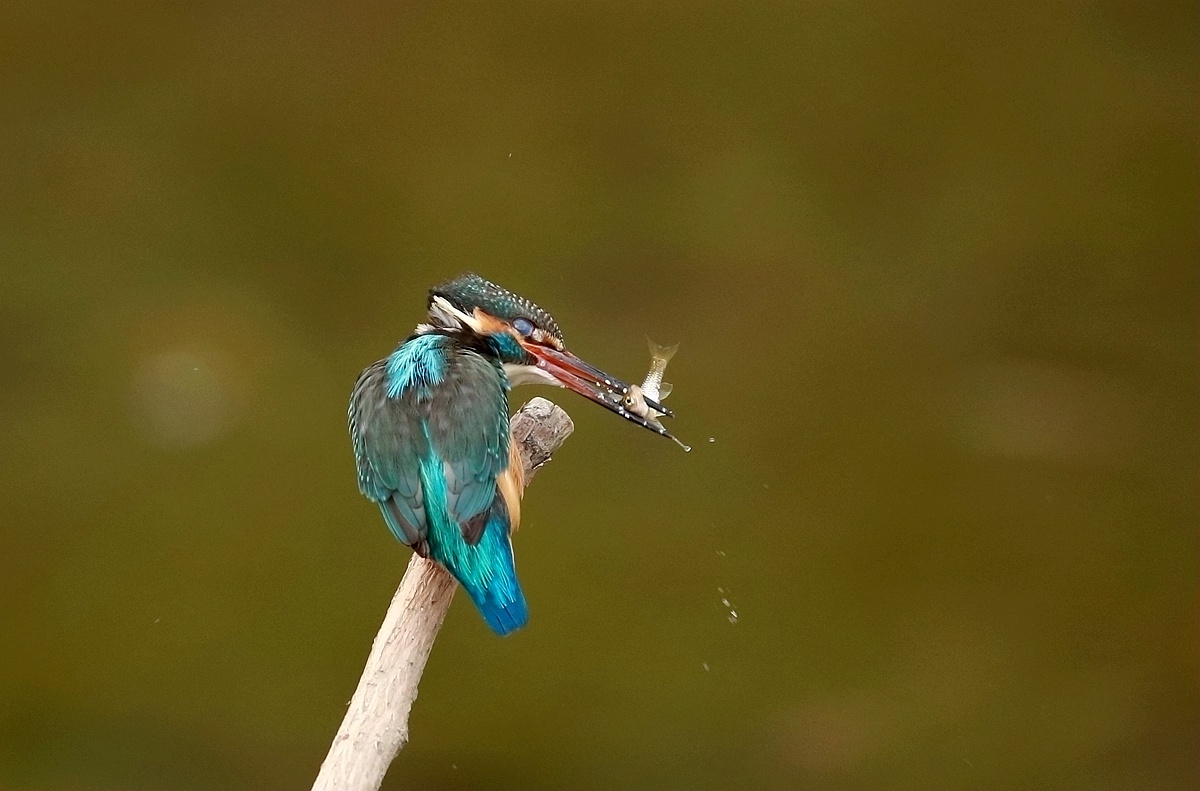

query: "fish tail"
left=646, top=338, right=679, bottom=364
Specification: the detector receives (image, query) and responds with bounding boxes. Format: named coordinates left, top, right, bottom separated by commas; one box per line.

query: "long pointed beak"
left=525, top=344, right=677, bottom=437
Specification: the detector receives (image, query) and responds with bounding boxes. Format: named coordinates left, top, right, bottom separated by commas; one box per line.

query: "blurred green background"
left=1, top=2, right=1196, bottom=789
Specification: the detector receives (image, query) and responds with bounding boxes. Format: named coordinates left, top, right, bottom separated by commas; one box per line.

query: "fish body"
left=624, top=340, right=690, bottom=451
left=639, top=340, right=677, bottom=403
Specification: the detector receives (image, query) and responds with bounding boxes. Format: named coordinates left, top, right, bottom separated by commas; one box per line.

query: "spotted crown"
left=429, top=273, right=564, bottom=342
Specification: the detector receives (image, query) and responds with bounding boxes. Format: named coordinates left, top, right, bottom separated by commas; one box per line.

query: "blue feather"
left=384, top=334, right=448, bottom=398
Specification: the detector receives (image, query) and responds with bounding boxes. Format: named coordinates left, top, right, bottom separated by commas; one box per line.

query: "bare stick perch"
left=312, top=397, right=574, bottom=791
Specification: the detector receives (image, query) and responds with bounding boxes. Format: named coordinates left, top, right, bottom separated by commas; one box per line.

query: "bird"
left=348, top=273, right=674, bottom=635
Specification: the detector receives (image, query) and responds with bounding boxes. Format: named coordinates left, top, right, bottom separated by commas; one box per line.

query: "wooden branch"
left=312, top=397, right=575, bottom=791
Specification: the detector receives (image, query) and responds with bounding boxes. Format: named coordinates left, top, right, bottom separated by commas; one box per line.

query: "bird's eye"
left=513, top=318, right=535, bottom=337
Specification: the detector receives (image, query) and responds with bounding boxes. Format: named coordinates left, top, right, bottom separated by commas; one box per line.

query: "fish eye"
left=512, top=318, right=535, bottom=337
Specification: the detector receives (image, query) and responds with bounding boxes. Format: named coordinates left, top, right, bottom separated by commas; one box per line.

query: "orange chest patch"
left=497, top=428, right=525, bottom=531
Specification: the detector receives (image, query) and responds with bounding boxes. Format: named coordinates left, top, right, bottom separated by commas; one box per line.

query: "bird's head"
left=426, top=273, right=674, bottom=437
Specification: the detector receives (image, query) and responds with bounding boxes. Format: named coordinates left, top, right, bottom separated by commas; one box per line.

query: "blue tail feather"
left=459, top=507, right=528, bottom=635
left=467, top=584, right=529, bottom=636
left=427, top=492, right=527, bottom=636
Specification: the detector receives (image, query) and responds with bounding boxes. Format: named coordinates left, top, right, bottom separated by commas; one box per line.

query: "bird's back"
left=349, top=332, right=528, bottom=634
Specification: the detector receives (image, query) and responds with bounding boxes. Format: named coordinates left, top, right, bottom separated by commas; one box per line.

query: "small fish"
left=624, top=339, right=690, bottom=451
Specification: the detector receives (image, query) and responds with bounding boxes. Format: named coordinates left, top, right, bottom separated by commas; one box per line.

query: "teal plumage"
left=349, top=330, right=527, bottom=634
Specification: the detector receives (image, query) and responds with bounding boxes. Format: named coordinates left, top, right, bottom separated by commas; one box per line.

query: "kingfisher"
left=348, top=274, right=674, bottom=635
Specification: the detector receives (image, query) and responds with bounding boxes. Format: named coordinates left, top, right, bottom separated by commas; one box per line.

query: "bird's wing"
left=349, top=347, right=511, bottom=550
left=350, top=360, right=428, bottom=548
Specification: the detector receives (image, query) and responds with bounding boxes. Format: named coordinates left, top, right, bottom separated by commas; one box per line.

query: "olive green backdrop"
left=1, top=2, right=1196, bottom=789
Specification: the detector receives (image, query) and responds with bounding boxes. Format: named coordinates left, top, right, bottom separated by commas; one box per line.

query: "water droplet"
left=717, top=588, right=738, bottom=623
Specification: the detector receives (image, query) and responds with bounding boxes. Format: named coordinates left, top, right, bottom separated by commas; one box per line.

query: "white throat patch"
left=503, top=363, right=560, bottom=387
